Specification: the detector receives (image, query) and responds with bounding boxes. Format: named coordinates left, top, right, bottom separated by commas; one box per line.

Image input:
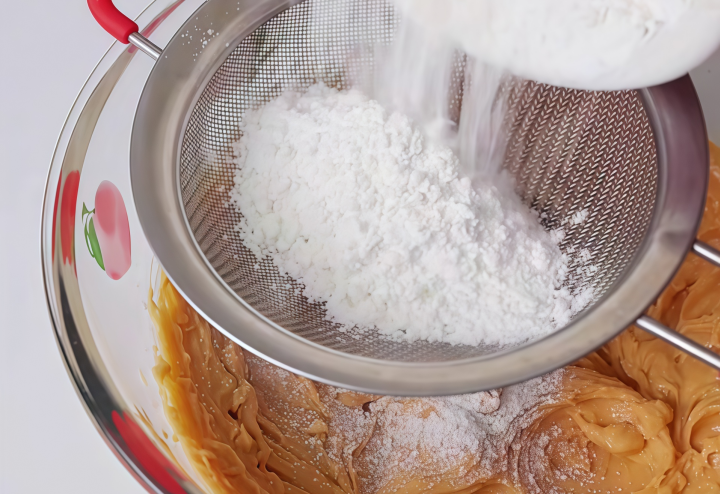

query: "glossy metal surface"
left=637, top=316, right=720, bottom=368
left=633, top=239, right=720, bottom=371
left=129, top=32, right=162, bottom=60
left=131, top=0, right=709, bottom=395
left=693, top=240, right=720, bottom=267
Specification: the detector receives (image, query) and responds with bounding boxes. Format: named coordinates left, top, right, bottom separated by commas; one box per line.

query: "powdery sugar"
left=322, top=370, right=565, bottom=493
left=230, top=83, right=592, bottom=347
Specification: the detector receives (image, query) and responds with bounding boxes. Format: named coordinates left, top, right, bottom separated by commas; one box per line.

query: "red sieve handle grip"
left=88, top=0, right=139, bottom=44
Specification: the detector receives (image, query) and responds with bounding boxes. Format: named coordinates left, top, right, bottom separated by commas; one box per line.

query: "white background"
left=0, top=1, right=719, bottom=493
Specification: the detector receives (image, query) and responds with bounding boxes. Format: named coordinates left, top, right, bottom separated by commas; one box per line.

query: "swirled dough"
left=509, top=367, right=683, bottom=494
left=148, top=142, right=720, bottom=494
left=578, top=141, right=720, bottom=493
left=149, top=285, right=684, bottom=494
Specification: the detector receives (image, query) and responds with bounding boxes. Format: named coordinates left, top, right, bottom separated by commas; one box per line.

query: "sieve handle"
left=87, top=0, right=138, bottom=43
left=87, top=0, right=162, bottom=60
left=634, top=240, right=720, bottom=370
left=692, top=240, right=720, bottom=267
left=636, top=316, right=720, bottom=370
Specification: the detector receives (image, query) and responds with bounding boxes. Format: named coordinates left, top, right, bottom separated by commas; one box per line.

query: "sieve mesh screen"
left=179, top=0, right=657, bottom=362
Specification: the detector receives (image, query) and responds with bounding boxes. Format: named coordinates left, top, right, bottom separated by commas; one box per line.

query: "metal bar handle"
left=636, top=240, right=720, bottom=370
left=87, top=0, right=162, bottom=60
left=693, top=240, right=720, bottom=266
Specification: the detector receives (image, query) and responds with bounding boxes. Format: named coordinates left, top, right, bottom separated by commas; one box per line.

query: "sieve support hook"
left=635, top=240, right=720, bottom=371
left=88, top=0, right=163, bottom=60
left=692, top=240, right=720, bottom=266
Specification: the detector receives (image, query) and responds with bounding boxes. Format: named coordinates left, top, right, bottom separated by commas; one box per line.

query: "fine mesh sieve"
left=92, top=0, right=717, bottom=394
left=179, top=0, right=658, bottom=361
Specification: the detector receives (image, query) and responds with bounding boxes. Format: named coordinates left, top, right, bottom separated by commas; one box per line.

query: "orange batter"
left=578, top=140, right=720, bottom=493
left=149, top=142, right=720, bottom=494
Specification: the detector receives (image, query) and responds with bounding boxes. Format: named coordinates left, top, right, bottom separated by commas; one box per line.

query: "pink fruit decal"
left=112, top=411, right=186, bottom=494
left=61, top=171, right=81, bottom=269
left=82, top=181, right=132, bottom=280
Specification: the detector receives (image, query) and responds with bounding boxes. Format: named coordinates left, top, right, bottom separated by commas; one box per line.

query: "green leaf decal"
left=82, top=203, right=92, bottom=222
left=84, top=215, right=105, bottom=271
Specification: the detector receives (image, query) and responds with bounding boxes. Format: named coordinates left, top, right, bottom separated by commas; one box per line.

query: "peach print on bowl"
left=82, top=180, right=132, bottom=280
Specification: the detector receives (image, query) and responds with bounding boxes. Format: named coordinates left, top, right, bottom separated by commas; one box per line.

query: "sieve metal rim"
left=129, top=0, right=709, bottom=396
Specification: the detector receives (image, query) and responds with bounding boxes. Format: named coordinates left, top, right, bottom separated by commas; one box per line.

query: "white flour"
left=230, top=83, right=592, bottom=347
left=394, top=0, right=720, bottom=90
left=322, top=370, right=565, bottom=492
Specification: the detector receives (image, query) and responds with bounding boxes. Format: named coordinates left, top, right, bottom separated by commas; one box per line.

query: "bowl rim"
left=41, top=1, right=205, bottom=492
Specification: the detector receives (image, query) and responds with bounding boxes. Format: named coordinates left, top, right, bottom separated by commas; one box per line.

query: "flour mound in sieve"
left=229, top=83, right=591, bottom=347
